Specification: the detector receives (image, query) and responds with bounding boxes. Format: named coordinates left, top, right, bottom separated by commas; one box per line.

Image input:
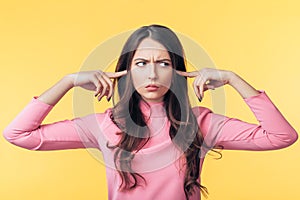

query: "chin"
left=141, top=95, right=164, bottom=102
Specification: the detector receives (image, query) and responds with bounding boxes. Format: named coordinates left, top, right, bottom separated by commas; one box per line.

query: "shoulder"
left=77, top=107, right=121, bottom=144
left=191, top=106, right=214, bottom=138
left=81, top=107, right=114, bottom=127
left=192, top=105, right=213, bottom=118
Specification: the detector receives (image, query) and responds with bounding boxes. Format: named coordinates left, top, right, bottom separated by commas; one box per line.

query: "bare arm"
left=36, top=70, right=128, bottom=106
left=226, top=71, right=260, bottom=99
left=37, top=75, right=74, bottom=106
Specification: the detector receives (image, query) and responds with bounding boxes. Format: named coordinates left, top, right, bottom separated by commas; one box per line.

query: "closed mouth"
left=145, top=84, right=159, bottom=88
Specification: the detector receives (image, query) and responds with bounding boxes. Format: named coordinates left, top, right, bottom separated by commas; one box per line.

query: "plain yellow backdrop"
left=1, top=0, right=299, bottom=199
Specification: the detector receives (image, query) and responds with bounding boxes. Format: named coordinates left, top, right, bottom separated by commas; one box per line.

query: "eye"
left=160, top=62, right=170, bottom=67
left=135, top=61, right=146, bottom=67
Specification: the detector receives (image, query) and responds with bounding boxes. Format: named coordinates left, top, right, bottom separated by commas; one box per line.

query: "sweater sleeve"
left=3, top=96, right=101, bottom=151
left=194, top=90, right=298, bottom=151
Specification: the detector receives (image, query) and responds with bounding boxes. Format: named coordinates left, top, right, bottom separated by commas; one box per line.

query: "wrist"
left=62, top=75, right=75, bottom=89
left=226, top=71, right=239, bottom=86
left=224, top=71, right=260, bottom=98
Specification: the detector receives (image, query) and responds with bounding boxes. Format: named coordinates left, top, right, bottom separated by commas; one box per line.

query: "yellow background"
left=1, top=0, right=300, bottom=199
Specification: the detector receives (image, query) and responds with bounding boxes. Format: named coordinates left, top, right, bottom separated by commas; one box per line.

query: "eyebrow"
left=133, top=58, right=171, bottom=62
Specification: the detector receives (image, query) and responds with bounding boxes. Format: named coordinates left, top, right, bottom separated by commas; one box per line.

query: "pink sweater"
left=3, top=90, right=298, bottom=200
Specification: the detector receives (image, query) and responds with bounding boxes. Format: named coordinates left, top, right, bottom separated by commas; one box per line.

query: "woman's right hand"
left=67, top=70, right=127, bottom=101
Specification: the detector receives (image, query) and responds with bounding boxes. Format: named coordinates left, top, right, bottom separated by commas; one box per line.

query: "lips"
left=145, top=84, right=159, bottom=92
left=145, top=84, right=159, bottom=88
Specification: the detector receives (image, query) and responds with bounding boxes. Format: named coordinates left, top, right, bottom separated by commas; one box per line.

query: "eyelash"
left=135, top=62, right=170, bottom=67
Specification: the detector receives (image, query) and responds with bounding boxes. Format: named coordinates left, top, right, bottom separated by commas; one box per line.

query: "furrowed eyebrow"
left=156, top=59, right=171, bottom=62
left=133, top=58, right=171, bottom=62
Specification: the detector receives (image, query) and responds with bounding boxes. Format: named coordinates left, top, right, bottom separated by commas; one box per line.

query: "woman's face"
left=130, top=38, right=173, bottom=103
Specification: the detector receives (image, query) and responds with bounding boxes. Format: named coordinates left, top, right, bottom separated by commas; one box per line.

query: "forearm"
left=37, top=75, right=74, bottom=106
left=226, top=71, right=260, bottom=99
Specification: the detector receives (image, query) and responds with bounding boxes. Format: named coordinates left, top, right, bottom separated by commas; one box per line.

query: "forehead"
left=133, top=38, right=170, bottom=58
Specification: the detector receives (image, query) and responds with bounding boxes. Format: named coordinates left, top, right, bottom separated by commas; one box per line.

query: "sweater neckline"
left=139, top=100, right=166, bottom=118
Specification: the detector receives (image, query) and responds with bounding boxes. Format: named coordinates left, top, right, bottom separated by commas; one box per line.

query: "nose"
left=148, top=63, right=157, bottom=80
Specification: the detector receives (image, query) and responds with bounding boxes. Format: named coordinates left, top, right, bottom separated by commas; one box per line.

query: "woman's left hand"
left=176, top=68, right=234, bottom=101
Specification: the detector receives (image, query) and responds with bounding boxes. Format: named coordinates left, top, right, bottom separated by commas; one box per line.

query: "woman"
left=3, top=24, right=298, bottom=200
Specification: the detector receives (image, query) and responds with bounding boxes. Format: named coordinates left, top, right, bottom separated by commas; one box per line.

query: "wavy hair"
left=106, top=24, right=215, bottom=199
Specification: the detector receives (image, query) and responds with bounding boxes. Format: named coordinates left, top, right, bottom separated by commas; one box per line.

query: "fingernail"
left=107, top=96, right=111, bottom=102
left=198, top=95, right=202, bottom=102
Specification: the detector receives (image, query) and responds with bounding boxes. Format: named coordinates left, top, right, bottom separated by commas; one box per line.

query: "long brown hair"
left=107, top=24, right=211, bottom=199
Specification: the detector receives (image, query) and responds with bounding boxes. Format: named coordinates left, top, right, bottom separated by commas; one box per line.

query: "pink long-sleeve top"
left=3, top=90, right=298, bottom=200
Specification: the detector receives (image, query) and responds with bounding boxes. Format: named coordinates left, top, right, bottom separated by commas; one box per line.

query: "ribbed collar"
left=139, top=100, right=166, bottom=118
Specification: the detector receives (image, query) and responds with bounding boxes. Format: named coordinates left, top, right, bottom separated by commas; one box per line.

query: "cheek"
left=131, top=69, right=147, bottom=89
left=159, top=70, right=173, bottom=87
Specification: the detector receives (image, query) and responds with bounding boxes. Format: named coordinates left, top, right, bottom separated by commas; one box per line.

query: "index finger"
left=175, top=70, right=199, bottom=78
left=105, top=70, right=128, bottom=79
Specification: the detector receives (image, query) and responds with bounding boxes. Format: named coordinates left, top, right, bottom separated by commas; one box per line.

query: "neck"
left=139, top=99, right=166, bottom=118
